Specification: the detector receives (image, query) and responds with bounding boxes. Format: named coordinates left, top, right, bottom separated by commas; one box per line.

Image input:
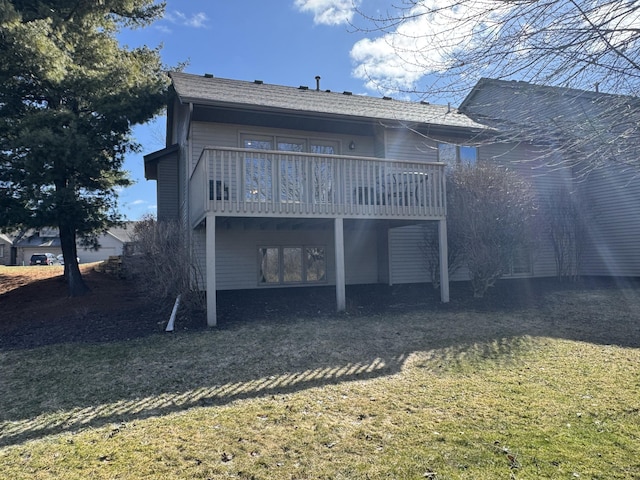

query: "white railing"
left=189, top=147, right=446, bottom=227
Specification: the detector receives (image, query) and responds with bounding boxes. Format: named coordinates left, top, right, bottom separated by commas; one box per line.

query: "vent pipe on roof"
left=315, top=76, right=321, bottom=91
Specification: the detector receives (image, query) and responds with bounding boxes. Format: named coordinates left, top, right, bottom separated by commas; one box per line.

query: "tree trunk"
left=59, top=223, right=90, bottom=297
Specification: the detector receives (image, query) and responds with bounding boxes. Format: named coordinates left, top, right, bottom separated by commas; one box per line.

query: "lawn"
left=1, top=270, right=639, bottom=479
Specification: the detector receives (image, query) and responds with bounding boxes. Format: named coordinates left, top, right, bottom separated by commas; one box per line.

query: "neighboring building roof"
left=107, top=223, right=136, bottom=244
left=15, top=232, right=61, bottom=248
left=459, top=77, right=639, bottom=126
left=12, top=224, right=137, bottom=247
left=169, top=71, right=489, bottom=131
left=459, top=78, right=640, bottom=170
left=0, top=233, right=13, bottom=245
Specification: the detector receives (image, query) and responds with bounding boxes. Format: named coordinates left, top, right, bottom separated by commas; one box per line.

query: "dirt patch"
left=0, top=265, right=171, bottom=349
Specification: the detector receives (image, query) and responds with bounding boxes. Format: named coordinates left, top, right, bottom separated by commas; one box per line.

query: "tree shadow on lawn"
left=1, top=276, right=639, bottom=448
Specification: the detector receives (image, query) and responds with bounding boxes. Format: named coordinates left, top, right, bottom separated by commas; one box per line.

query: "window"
left=0, top=244, right=4, bottom=258
left=278, top=139, right=307, bottom=203
left=305, top=247, right=326, bottom=282
left=438, top=143, right=478, bottom=168
left=244, top=136, right=273, bottom=202
left=259, top=247, right=279, bottom=284
left=283, top=247, right=303, bottom=282
left=503, top=245, right=532, bottom=276
left=258, top=246, right=326, bottom=285
left=242, top=134, right=339, bottom=203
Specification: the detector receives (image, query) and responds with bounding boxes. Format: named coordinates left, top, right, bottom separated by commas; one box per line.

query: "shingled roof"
left=169, top=72, right=488, bottom=131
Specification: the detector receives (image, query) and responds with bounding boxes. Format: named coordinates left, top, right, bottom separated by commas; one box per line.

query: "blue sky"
left=116, top=0, right=437, bottom=219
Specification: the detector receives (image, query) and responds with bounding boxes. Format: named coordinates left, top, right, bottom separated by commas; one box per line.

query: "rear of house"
left=145, top=73, right=579, bottom=325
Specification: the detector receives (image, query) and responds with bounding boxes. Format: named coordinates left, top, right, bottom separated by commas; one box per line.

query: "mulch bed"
left=1, top=268, right=637, bottom=351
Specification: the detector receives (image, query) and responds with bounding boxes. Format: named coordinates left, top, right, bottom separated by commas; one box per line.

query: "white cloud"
left=294, top=0, right=359, bottom=26
left=129, top=199, right=147, bottom=206
left=155, top=24, right=172, bottom=34
left=349, top=0, right=508, bottom=93
left=164, top=10, right=209, bottom=28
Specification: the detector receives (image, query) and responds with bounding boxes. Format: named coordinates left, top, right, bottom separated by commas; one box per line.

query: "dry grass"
left=1, top=280, right=639, bottom=479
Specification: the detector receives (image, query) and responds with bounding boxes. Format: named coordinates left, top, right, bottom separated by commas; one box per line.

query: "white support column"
left=334, top=218, right=346, bottom=312
left=438, top=218, right=450, bottom=303
left=206, top=214, right=217, bottom=326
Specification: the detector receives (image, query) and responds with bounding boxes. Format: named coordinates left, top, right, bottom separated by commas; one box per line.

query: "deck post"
left=206, top=214, right=217, bottom=326
left=334, top=217, right=346, bottom=312
left=438, top=218, right=450, bottom=303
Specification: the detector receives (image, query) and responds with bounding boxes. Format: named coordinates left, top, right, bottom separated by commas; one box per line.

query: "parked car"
left=30, top=253, right=58, bottom=266
left=56, top=254, right=80, bottom=265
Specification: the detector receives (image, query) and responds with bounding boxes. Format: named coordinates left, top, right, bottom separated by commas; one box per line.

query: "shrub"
left=125, top=216, right=205, bottom=312
left=424, top=163, right=539, bottom=297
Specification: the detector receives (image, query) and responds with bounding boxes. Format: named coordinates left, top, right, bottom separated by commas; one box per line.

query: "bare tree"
left=545, top=187, right=587, bottom=280
left=353, top=1, right=640, bottom=173
left=354, top=0, right=640, bottom=99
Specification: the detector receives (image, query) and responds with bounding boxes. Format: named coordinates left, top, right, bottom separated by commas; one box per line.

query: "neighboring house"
left=14, top=228, right=62, bottom=266
left=0, top=233, right=13, bottom=266
left=459, top=78, right=640, bottom=277
left=11, top=225, right=136, bottom=265
left=146, top=72, right=504, bottom=326
left=77, top=224, right=136, bottom=263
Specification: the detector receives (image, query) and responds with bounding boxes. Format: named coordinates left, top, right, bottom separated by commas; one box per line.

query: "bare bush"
left=421, top=177, right=464, bottom=288
left=451, top=164, right=538, bottom=297
left=545, top=188, right=586, bottom=281
left=125, top=216, right=205, bottom=312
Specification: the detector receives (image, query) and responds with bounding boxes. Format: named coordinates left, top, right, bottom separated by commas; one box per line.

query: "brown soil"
left=0, top=265, right=169, bottom=349
left=1, top=264, right=638, bottom=350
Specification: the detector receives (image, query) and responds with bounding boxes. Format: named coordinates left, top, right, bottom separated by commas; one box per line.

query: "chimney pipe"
left=315, top=76, right=321, bottom=91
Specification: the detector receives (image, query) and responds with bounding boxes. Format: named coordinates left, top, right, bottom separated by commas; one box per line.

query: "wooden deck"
left=189, top=147, right=447, bottom=228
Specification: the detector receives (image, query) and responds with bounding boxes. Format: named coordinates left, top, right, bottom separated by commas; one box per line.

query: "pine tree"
left=0, top=0, right=168, bottom=295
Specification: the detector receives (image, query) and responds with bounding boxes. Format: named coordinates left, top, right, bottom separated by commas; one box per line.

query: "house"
left=0, top=233, right=13, bottom=266
left=9, top=224, right=136, bottom=265
left=459, top=78, right=640, bottom=278
left=13, top=228, right=62, bottom=265
left=144, top=72, right=495, bottom=326
left=76, top=224, right=136, bottom=263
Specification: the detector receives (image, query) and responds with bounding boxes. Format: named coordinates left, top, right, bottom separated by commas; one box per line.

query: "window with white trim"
left=258, top=245, right=326, bottom=285
left=242, top=134, right=339, bottom=203
left=438, top=143, right=478, bottom=168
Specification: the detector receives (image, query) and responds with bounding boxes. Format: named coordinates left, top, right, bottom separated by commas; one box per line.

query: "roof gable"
left=460, top=78, right=639, bottom=126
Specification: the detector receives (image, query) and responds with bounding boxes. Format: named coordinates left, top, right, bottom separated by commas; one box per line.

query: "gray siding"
left=196, top=220, right=381, bottom=291
left=190, top=122, right=376, bottom=174
left=481, top=142, right=574, bottom=278
left=580, top=168, right=640, bottom=276
left=384, top=129, right=438, bottom=162
left=389, top=225, right=430, bottom=284
left=156, top=153, right=179, bottom=221
left=344, top=221, right=380, bottom=285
